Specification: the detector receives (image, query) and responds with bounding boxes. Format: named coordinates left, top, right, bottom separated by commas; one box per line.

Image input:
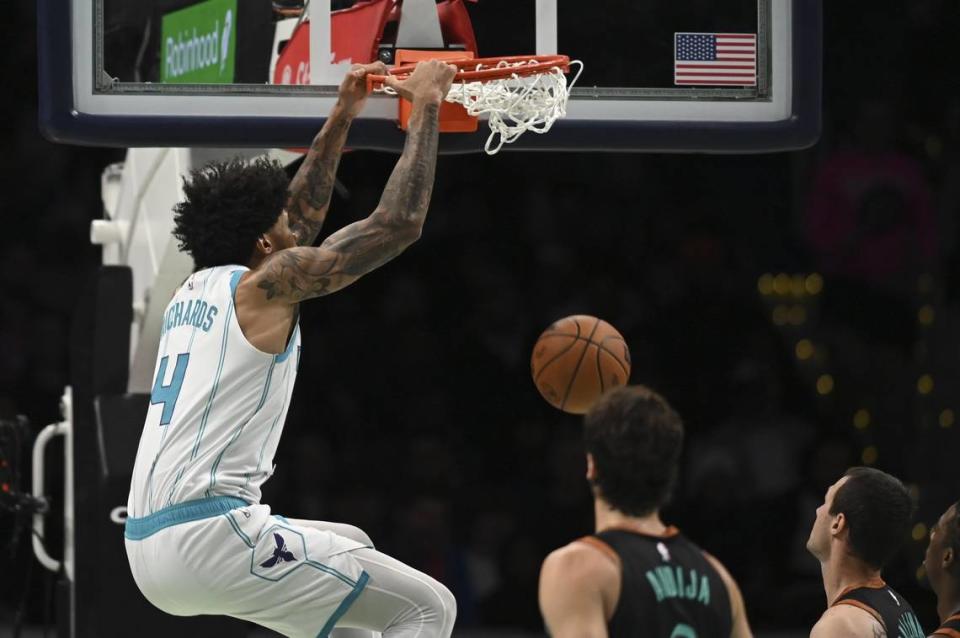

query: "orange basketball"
left=531, top=315, right=632, bottom=414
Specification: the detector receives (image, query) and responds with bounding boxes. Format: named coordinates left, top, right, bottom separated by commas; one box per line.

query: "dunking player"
left=807, top=467, right=925, bottom=637
left=925, top=501, right=960, bottom=637
left=124, top=61, right=458, bottom=637
left=538, top=386, right=753, bottom=638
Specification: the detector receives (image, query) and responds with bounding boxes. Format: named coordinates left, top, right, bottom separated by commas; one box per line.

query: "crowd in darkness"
left=3, top=0, right=960, bottom=634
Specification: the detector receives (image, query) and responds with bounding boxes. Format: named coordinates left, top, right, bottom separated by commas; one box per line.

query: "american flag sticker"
left=674, top=33, right=757, bottom=86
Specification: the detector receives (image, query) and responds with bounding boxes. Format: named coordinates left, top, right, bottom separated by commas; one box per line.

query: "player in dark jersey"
left=538, top=385, right=752, bottom=638
left=924, top=501, right=960, bottom=638
left=807, top=467, right=925, bottom=638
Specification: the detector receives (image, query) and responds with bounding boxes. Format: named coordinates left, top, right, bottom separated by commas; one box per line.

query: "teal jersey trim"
left=229, top=265, right=298, bottom=364
left=246, top=363, right=292, bottom=490
left=190, top=271, right=235, bottom=461
left=229, top=268, right=244, bottom=299
left=274, top=324, right=300, bottom=363
left=186, top=268, right=215, bottom=351
left=317, top=571, right=370, bottom=638
left=125, top=495, right=247, bottom=540
left=207, top=360, right=276, bottom=495
left=223, top=510, right=255, bottom=548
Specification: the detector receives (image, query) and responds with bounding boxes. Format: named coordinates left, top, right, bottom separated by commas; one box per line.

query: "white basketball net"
left=381, top=58, right=584, bottom=155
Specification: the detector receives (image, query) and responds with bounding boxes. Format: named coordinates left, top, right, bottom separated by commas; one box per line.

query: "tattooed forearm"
left=285, top=106, right=352, bottom=246
left=256, top=99, right=442, bottom=303
left=375, top=101, right=441, bottom=227
left=256, top=213, right=417, bottom=302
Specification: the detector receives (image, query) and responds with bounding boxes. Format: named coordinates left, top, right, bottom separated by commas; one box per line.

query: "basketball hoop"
left=368, top=55, right=584, bottom=155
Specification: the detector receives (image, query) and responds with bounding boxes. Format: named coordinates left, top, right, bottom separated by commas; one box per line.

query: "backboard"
left=38, top=0, right=821, bottom=152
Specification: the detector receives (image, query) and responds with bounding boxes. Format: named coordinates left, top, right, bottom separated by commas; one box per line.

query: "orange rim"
left=366, top=55, right=571, bottom=92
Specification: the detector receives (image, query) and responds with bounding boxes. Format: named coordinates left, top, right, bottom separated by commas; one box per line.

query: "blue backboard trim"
left=38, top=0, right=820, bottom=153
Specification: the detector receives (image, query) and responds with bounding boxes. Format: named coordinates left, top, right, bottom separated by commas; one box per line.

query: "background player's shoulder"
left=814, top=603, right=885, bottom=638
left=542, top=538, right=621, bottom=586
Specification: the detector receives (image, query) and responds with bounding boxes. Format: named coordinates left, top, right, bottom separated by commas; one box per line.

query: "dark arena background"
left=2, top=1, right=960, bottom=636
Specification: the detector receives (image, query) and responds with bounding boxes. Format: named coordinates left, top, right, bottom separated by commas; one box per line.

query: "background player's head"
left=806, top=467, right=913, bottom=569
left=583, top=385, right=684, bottom=517
left=172, top=157, right=297, bottom=270
left=924, top=501, right=960, bottom=596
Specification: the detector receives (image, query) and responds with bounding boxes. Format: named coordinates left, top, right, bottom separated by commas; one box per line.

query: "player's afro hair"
left=584, top=385, right=684, bottom=517
left=172, top=157, right=288, bottom=269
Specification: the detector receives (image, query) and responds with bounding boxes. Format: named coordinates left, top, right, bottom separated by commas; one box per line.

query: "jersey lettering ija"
left=588, top=528, right=732, bottom=638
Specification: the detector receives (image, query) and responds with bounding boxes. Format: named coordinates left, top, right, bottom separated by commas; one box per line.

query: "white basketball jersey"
left=128, top=266, right=301, bottom=517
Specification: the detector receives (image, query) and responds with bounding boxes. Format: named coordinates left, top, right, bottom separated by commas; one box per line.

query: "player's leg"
left=284, top=519, right=377, bottom=638
left=257, top=516, right=455, bottom=636
left=283, top=519, right=457, bottom=636
left=335, top=547, right=457, bottom=638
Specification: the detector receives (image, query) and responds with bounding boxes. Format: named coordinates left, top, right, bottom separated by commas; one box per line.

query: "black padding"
left=94, top=394, right=149, bottom=482
left=91, top=266, right=133, bottom=396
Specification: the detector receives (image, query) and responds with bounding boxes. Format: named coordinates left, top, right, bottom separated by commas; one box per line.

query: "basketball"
left=531, top=315, right=632, bottom=414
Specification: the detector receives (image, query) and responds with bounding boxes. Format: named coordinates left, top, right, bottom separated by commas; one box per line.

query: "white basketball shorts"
left=125, top=496, right=370, bottom=638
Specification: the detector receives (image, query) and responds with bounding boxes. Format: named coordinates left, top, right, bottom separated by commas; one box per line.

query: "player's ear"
left=256, top=234, right=275, bottom=256
left=586, top=453, right=597, bottom=481
left=830, top=512, right=846, bottom=537
left=944, top=546, right=955, bottom=570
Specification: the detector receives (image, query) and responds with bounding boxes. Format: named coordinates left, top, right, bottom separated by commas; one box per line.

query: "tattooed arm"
left=250, top=60, right=457, bottom=303
left=285, top=61, right=387, bottom=246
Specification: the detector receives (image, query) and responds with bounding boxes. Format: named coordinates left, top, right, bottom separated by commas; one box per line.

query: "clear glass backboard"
left=38, top=0, right=821, bottom=152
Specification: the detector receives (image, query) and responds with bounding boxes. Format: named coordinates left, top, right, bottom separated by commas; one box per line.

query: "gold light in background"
left=912, top=523, right=928, bottom=542
left=758, top=274, right=774, bottom=295
left=790, top=275, right=806, bottom=296
left=917, top=565, right=927, bottom=582
left=861, top=446, right=879, bottom=465
left=918, top=374, right=934, bottom=395
left=795, top=339, right=814, bottom=360
left=918, top=305, right=935, bottom=326
left=816, top=374, right=834, bottom=395
left=853, top=409, right=871, bottom=430
left=805, top=273, right=824, bottom=295
left=773, top=273, right=791, bottom=296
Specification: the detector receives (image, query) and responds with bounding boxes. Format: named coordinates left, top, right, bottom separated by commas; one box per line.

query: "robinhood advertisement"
left=161, top=0, right=237, bottom=83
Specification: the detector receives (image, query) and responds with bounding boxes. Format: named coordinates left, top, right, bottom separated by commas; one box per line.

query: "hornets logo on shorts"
left=260, top=533, right=297, bottom=568
left=251, top=525, right=309, bottom=581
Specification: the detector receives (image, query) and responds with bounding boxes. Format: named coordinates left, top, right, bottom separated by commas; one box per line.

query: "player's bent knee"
left=422, top=576, right=457, bottom=632
left=439, top=581, right=457, bottom=625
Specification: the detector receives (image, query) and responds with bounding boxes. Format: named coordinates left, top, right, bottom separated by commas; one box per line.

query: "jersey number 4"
left=151, top=353, right=190, bottom=425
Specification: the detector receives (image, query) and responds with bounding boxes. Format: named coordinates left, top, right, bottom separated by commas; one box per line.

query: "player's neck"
left=821, top=549, right=883, bottom=605
left=594, top=500, right=668, bottom=536
left=936, top=582, right=960, bottom=623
